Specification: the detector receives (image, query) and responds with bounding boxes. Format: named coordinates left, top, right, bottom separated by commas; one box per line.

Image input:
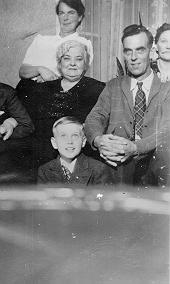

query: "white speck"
left=159, top=177, right=164, bottom=181
left=96, top=193, right=103, bottom=200
left=160, top=166, right=166, bottom=170
left=72, top=233, right=77, bottom=239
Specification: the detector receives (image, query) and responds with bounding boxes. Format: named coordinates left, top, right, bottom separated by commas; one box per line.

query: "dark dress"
left=16, top=76, right=105, bottom=165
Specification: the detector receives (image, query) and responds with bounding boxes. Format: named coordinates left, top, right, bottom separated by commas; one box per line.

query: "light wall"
left=0, top=0, right=56, bottom=87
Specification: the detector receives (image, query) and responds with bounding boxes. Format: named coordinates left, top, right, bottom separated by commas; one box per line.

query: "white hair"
left=56, top=36, right=93, bottom=63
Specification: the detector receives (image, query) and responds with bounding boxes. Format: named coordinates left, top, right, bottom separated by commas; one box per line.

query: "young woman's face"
left=58, top=2, right=82, bottom=35
left=60, top=45, right=86, bottom=82
left=157, top=30, right=170, bottom=61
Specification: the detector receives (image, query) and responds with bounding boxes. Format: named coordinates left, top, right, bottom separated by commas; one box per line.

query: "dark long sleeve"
left=0, top=83, right=34, bottom=138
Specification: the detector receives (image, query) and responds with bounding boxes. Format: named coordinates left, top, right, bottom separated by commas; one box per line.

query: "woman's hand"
left=19, top=64, right=59, bottom=81
left=37, top=67, right=58, bottom=82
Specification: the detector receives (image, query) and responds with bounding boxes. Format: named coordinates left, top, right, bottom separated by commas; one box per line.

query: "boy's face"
left=51, top=123, right=86, bottom=162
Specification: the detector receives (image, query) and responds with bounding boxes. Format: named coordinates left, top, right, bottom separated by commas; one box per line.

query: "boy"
left=38, top=116, right=113, bottom=185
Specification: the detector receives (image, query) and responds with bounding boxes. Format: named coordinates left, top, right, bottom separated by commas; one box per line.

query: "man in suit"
left=0, top=83, right=34, bottom=141
left=85, top=24, right=170, bottom=186
left=0, top=83, right=34, bottom=182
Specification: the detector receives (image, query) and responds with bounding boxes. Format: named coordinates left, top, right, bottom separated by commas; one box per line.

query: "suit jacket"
left=0, top=83, right=34, bottom=138
left=38, top=153, right=114, bottom=186
left=85, top=74, right=170, bottom=156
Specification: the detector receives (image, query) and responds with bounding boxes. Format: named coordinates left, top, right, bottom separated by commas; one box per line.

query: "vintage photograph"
left=0, top=0, right=169, bottom=283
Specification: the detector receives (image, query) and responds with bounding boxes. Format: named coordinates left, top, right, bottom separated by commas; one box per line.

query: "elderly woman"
left=19, top=0, right=92, bottom=82
left=151, top=23, right=170, bottom=82
left=16, top=38, right=105, bottom=165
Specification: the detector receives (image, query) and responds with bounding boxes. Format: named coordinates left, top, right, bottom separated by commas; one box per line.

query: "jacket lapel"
left=121, top=76, right=134, bottom=115
left=74, top=154, right=92, bottom=184
left=147, top=73, right=162, bottom=106
left=121, top=73, right=162, bottom=111
left=50, top=156, right=66, bottom=182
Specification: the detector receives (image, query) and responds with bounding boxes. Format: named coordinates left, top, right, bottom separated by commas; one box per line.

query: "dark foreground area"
left=0, top=188, right=169, bottom=284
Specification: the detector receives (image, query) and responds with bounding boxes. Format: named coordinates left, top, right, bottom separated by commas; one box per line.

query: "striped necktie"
left=61, top=165, right=71, bottom=181
left=134, top=82, right=146, bottom=138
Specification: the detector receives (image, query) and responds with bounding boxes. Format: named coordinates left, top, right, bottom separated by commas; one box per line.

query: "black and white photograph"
left=0, top=0, right=169, bottom=283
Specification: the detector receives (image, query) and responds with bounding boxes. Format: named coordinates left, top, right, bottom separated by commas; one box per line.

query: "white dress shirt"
left=130, top=70, right=154, bottom=106
left=60, top=157, right=77, bottom=174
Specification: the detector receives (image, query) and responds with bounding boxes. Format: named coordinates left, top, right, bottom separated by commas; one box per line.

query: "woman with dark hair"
left=17, top=38, right=105, bottom=166
left=151, top=23, right=170, bottom=82
left=56, top=0, right=85, bottom=25
left=19, top=0, right=91, bottom=82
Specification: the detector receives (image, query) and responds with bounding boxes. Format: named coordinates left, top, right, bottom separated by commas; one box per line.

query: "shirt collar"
left=130, top=70, right=154, bottom=92
left=60, top=157, right=77, bottom=173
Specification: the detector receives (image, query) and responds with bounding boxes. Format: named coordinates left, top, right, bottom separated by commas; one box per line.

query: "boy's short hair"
left=52, top=116, right=84, bottom=135
left=121, top=24, right=154, bottom=47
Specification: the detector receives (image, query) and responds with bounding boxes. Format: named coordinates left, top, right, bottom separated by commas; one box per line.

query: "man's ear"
left=78, top=15, right=83, bottom=25
left=82, top=135, right=87, bottom=148
left=51, top=137, right=58, bottom=149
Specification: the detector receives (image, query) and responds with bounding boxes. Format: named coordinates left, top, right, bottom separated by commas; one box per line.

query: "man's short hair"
left=52, top=116, right=84, bottom=135
left=121, top=24, right=154, bottom=47
left=155, top=23, right=170, bottom=44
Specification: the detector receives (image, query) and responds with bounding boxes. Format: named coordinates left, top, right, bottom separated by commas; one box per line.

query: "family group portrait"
left=0, top=0, right=169, bottom=283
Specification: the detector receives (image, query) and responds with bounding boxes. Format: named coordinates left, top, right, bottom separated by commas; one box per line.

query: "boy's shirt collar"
left=60, top=157, right=77, bottom=173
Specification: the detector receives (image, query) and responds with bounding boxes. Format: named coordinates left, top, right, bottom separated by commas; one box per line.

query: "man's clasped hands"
left=94, top=134, right=137, bottom=167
